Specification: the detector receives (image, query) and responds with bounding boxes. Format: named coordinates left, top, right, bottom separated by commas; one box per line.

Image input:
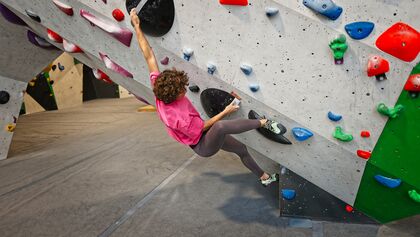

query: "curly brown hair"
left=153, top=69, right=189, bottom=104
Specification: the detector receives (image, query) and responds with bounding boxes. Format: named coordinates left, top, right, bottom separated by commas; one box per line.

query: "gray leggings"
left=191, top=119, right=265, bottom=177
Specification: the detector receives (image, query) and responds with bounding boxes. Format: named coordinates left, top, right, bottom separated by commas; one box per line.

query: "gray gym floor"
left=0, top=98, right=418, bottom=237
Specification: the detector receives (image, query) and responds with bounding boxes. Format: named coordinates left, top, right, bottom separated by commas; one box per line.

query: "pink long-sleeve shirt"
left=150, top=72, right=204, bottom=145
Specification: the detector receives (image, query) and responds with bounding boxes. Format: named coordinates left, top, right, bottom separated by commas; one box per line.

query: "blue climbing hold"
left=240, top=63, right=253, bottom=75
left=282, top=189, right=296, bottom=200
left=207, top=62, right=216, bottom=75
left=265, top=7, right=279, bottom=17
left=374, top=175, right=402, bottom=188
left=302, top=0, right=343, bottom=20
left=292, top=127, right=313, bottom=141
left=328, top=111, right=342, bottom=121
left=183, top=47, right=194, bottom=61
left=249, top=83, right=260, bottom=92
left=344, top=22, right=375, bottom=40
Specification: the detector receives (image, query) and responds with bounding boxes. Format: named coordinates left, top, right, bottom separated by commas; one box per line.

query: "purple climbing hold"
left=99, top=52, right=133, bottom=78
left=27, top=30, right=56, bottom=49
left=0, top=3, right=27, bottom=26
left=160, top=56, right=169, bottom=65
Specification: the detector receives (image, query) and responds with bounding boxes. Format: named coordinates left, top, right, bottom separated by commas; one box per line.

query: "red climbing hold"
left=345, top=205, right=353, bottom=213
left=93, top=69, right=112, bottom=83
left=375, top=22, right=420, bottom=62
left=52, top=0, right=74, bottom=16
left=47, top=29, right=63, bottom=43
left=360, top=131, right=370, bottom=138
left=367, top=55, right=389, bottom=80
left=219, top=0, right=248, bottom=6
left=112, top=9, right=124, bottom=22
left=404, top=74, right=420, bottom=92
left=357, top=150, right=371, bottom=159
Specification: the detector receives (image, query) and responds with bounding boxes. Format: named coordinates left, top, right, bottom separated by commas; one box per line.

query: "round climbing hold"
left=360, top=130, right=370, bottom=138
left=207, top=62, right=216, bottom=75
left=403, top=74, right=420, bottom=98
left=367, top=55, right=390, bottom=81
left=356, top=150, right=371, bottom=159
left=160, top=56, right=169, bottom=65
left=292, top=127, right=313, bottom=141
left=408, top=190, right=420, bottom=203
left=281, top=189, right=296, bottom=200
left=182, top=47, right=194, bottom=61
left=240, top=63, right=253, bottom=75
left=344, top=22, right=374, bottom=40
left=249, top=83, right=260, bottom=92
left=327, top=111, right=342, bottom=121
left=47, top=29, right=63, bottom=43
left=333, top=126, right=353, bottom=142
left=189, top=85, right=200, bottom=93
left=25, top=9, right=41, bottom=22
left=374, top=175, right=401, bottom=188
left=112, top=8, right=124, bottom=21
left=0, top=90, right=10, bottom=104
left=265, top=7, right=279, bottom=17
left=345, top=205, right=353, bottom=213
left=377, top=103, right=404, bottom=119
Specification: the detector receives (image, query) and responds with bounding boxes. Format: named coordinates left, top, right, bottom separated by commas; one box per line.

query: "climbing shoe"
left=248, top=110, right=292, bottom=145
left=261, top=174, right=279, bottom=187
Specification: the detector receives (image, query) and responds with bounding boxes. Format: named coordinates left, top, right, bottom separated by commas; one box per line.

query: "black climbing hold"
left=58, top=63, right=65, bottom=71
left=248, top=110, right=292, bottom=145
left=25, top=9, right=41, bottom=22
left=52, top=65, right=57, bottom=71
left=200, top=88, right=235, bottom=118
left=0, top=90, right=10, bottom=104
left=189, top=85, right=200, bottom=93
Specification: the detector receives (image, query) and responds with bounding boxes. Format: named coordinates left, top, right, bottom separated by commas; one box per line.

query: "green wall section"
left=354, top=63, right=420, bottom=223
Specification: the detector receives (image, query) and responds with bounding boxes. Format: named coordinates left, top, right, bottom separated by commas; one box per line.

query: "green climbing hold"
left=377, top=103, right=404, bottom=119
left=329, top=34, right=348, bottom=65
left=333, top=126, right=353, bottom=142
left=408, top=190, right=420, bottom=203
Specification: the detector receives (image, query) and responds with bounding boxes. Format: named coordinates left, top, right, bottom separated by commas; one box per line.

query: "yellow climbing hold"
left=138, top=105, right=156, bottom=112
left=5, top=124, right=16, bottom=132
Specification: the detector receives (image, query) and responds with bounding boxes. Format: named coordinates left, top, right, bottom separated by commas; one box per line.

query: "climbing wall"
left=0, top=0, right=418, bottom=223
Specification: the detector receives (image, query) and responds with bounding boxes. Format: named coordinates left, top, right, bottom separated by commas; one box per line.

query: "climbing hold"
left=0, top=91, right=10, bottom=104
left=360, top=130, right=370, bottom=138
left=5, top=124, right=15, bottom=132
left=240, top=63, right=253, bottom=75
left=92, top=68, right=112, bottom=83
left=182, top=47, right=194, bottom=61
left=189, top=85, right=200, bottom=93
left=403, top=74, right=420, bottom=98
left=112, top=8, right=124, bottom=22
left=207, top=62, right=216, bottom=75
left=27, top=30, right=55, bottom=49
left=344, top=22, right=374, bottom=40
left=230, top=91, right=241, bottom=100
left=138, top=105, right=156, bottom=112
left=80, top=9, right=133, bottom=47
left=333, top=126, right=353, bottom=142
left=47, top=29, right=63, bottom=43
left=302, top=0, right=343, bottom=20
left=13, top=116, right=17, bottom=123
left=249, top=83, right=260, bottom=92
left=281, top=189, right=296, bottom=200
left=63, top=39, right=83, bottom=53
left=219, top=0, right=248, bottom=6
left=357, top=150, right=371, bottom=159
left=25, top=9, right=41, bottom=22
left=265, top=7, right=279, bottom=17
left=99, top=52, right=133, bottom=78
left=58, top=63, right=65, bottom=71
left=52, top=65, right=57, bottom=71
left=377, top=103, right=404, bottom=119
left=0, top=3, right=27, bottom=26
left=345, top=205, right=354, bottom=213
left=374, top=175, right=401, bottom=188
left=52, top=0, right=74, bottom=16
left=292, top=127, right=313, bottom=141
left=160, top=56, right=169, bottom=65
left=329, top=34, right=348, bottom=65
left=367, top=55, right=390, bottom=81
left=280, top=167, right=287, bottom=175
left=408, top=190, right=420, bottom=203
left=375, top=22, right=420, bottom=62
left=327, top=111, right=342, bottom=121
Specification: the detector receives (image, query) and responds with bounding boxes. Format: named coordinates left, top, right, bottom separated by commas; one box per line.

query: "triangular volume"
left=219, top=0, right=248, bottom=6
left=375, top=22, right=420, bottom=62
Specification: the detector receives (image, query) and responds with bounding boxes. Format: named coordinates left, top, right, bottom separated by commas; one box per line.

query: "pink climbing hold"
left=52, top=0, right=74, bottom=16
left=63, top=39, right=83, bottom=53
left=93, top=68, right=112, bottom=83
left=112, top=9, right=124, bottom=22
left=80, top=9, right=133, bottom=47
left=160, top=56, right=169, bottom=65
left=99, top=52, right=133, bottom=78
left=47, top=29, right=63, bottom=43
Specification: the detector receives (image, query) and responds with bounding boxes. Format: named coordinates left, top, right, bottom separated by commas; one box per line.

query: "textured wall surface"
left=0, top=0, right=418, bottom=207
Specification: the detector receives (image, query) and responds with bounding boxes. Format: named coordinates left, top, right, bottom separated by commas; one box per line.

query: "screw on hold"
left=112, top=8, right=124, bottom=21
left=265, top=7, right=279, bottom=17
left=249, top=83, right=260, bottom=92
left=281, top=189, right=296, bottom=200
left=327, top=111, right=342, bottom=121
left=58, top=63, right=65, bottom=71
left=183, top=47, right=194, bottom=61
left=329, top=34, right=348, bottom=65
left=374, top=175, right=401, bottom=188
left=377, top=103, right=404, bottom=118
left=333, top=126, right=353, bottom=142
left=189, top=85, right=200, bottom=93
left=345, top=205, right=354, bottom=213
left=207, top=62, right=216, bottom=75
left=240, top=63, right=253, bottom=75
left=160, top=56, right=169, bottom=65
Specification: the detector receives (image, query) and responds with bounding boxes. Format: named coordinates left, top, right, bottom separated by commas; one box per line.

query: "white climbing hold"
left=265, top=7, right=279, bottom=17
left=207, top=62, right=216, bottom=74
left=183, top=47, right=194, bottom=61
left=240, top=63, right=253, bottom=75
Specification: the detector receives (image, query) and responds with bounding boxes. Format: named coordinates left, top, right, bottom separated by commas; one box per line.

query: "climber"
left=130, top=9, right=279, bottom=186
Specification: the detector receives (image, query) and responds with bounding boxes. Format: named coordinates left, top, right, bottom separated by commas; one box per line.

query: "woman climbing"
left=130, top=9, right=279, bottom=186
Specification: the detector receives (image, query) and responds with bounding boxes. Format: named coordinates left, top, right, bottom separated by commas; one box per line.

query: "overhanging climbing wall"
left=0, top=0, right=418, bottom=222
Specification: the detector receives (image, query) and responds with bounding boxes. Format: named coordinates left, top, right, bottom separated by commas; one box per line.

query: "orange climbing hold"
left=357, top=150, right=371, bottom=159
left=360, top=130, right=370, bottom=138
left=219, top=0, right=248, bottom=6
